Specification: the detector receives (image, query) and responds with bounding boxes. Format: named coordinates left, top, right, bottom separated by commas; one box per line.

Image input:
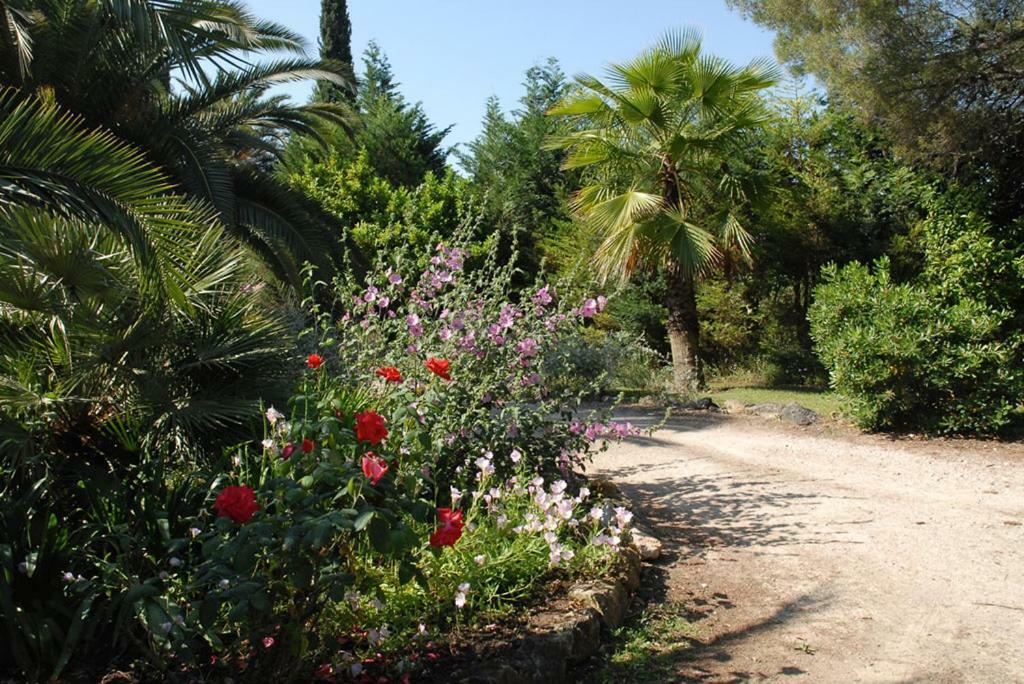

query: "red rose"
left=428, top=507, right=464, bottom=547
left=213, top=485, right=258, bottom=524
left=425, top=357, right=451, bottom=381
left=375, top=366, right=403, bottom=383
left=281, top=443, right=296, bottom=460
left=361, top=452, right=389, bottom=485
left=301, top=437, right=315, bottom=454
left=355, top=410, right=388, bottom=444
left=307, top=353, right=324, bottom=369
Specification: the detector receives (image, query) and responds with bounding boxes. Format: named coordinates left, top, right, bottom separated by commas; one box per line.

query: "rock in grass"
left=748, top=402, right=785, bottom=419
left=781, top=402, right=820, bottom=426
left=721, top=399, right=747, bottom=414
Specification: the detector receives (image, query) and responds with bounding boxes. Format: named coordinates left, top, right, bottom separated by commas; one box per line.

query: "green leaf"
left=353, top=510, right=374, bottom=531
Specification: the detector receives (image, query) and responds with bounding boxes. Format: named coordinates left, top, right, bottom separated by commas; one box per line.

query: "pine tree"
left=315, top=0, right=357, bottom=103
left=356, top=42, right=450, bottom=187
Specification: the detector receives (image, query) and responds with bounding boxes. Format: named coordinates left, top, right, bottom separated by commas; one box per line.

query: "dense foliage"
left=810, top=199, right=1024, bottom=434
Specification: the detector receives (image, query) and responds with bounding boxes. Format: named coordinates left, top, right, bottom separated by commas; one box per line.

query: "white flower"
left=544, top=530, right=558, bottom=545
left=509, top=449, right=522, bottom=463
left=189, top=527, right=202, bottom=537
left=474, top=554, right=486, bottom=566
left=62, top=571, right=75, bottom=583
left=265, top=407, right=283, bottom=425
left=614, top=506, right=634, bottom=527
left=531, top=475, right=545, bottom=489
left=218, top=579, right=230, bottom=589
left=475, top=455, right=494, bottom=478
left=578, top=487, right=590, bottom=501
left=589, top=506, right=604, bottom=521
left=261, top=438, right=275, bottom=452
left=496, top=514, right=508, bottom=528
left=168, top=557, right=182, bottom=568
left=549, top=480, right=567, bottom=495
left=561, top=549, right=575, bottom=562
left=231, top=454, right=242, bottom=467
left=450, top=486, right=463, bottom=506
left=455, top=583, right=470, bottom=609
left=557, top=500, right=574, bottom=520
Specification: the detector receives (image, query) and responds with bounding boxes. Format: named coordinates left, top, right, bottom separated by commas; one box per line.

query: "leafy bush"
left=287, top=150, right=475, bottom=266
left=1, top=237, right=639, bottom=680
left=810, top=252, right=1022, bottom=434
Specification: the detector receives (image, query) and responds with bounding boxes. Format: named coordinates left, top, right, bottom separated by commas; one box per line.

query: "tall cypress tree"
left=315, top=0, right=357, bottom=103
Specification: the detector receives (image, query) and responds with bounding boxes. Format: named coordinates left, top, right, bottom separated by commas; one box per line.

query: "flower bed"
left=4, top=242, right=642, bottom=682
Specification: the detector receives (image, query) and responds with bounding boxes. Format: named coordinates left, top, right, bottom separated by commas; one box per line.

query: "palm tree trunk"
left=665, top=258, right=704, bottom=392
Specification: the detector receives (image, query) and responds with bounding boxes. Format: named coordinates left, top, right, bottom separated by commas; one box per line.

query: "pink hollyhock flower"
left=580, top=298, right=598, bottom=318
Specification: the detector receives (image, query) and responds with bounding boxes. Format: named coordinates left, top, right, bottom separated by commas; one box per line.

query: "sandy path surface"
left=589, top=410, right=1024, bottom=683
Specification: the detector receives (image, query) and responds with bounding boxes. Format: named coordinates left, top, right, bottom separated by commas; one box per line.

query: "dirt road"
left=590, top=410, right=1024, bottom=683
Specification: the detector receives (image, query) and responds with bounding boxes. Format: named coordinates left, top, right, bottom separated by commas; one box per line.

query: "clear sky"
left=245, top=0, right=780, bottom=151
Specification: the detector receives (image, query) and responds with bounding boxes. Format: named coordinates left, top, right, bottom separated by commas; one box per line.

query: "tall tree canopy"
left=356, top=42, right=450, bottom=187
left=728, top=0, right=1024, bottom=219
left=316, top=0, right=358, bottom=103
left=458, top=59, right=574, bottom=275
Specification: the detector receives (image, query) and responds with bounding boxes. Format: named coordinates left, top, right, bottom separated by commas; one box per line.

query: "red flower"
left=361, top=452, right=389, bottom=485
left=425, top=357, right=451, bottom=381
left=281, top=443, right=296, bottom=460
left=355, top=410, right=388, bottom=444
left=301, top=437, right=315, bottom=454
left=428, top=507, right=464, bottom=547
left=375, top=366, right=403, bottom=383
left=213, top=485, right=258, bottom=524
left=307, top=353, right=324, bottom=369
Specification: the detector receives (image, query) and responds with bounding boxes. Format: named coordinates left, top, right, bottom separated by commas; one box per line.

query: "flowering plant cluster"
left=88, top=241, right=642, bottom=680
left=313, top=242, right=639, bottom=493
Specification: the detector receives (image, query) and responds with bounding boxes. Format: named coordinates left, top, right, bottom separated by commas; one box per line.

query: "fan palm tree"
left=0, top=0, right=359, bottom=288
left=547, top=30, right=778, bottom=390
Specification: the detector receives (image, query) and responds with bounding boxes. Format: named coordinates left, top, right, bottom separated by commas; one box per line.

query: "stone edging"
left=454, top=546, right=643, bottom=684
left=451, top=476, right=661, bottom=683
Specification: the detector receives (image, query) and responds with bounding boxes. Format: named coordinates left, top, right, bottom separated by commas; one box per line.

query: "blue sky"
left=247, top=0, right=780, bottom=151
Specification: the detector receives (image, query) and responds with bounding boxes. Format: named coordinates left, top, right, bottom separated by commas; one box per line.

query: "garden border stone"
left=448, top=545, right=644, bottom=684
left=442, top=474, right=658, bottom=683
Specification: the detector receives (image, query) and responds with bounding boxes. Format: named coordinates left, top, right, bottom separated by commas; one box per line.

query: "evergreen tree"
left=356, top=42, right=450, bottom=187
left=315, top=0, right=357, bottom=103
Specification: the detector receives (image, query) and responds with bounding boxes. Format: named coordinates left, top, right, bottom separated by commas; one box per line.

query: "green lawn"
left=708, top=385, right=847, bottom=418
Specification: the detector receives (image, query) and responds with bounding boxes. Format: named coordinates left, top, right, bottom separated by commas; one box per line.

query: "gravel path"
left=590, top=409, right=1024, bottom=683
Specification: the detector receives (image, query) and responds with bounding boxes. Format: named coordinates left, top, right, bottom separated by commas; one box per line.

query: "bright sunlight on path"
left=590, top=410, right=1024, bottom=683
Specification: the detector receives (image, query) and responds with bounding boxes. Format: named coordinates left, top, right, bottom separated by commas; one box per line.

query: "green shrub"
left=810, top=257, right=1022, bottom=435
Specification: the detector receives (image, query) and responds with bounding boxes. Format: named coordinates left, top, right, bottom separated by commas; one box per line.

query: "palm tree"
left=0, top=88, right=292, bottom=461
left=0, top=0, right=359, bottom=288
left=547, top=30, right=778, bottom=390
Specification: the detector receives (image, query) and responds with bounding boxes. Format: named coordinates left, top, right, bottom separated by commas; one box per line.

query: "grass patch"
left=587, top=603, right=703, bottom=683
left=708, top=385, right=847, bottom=418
